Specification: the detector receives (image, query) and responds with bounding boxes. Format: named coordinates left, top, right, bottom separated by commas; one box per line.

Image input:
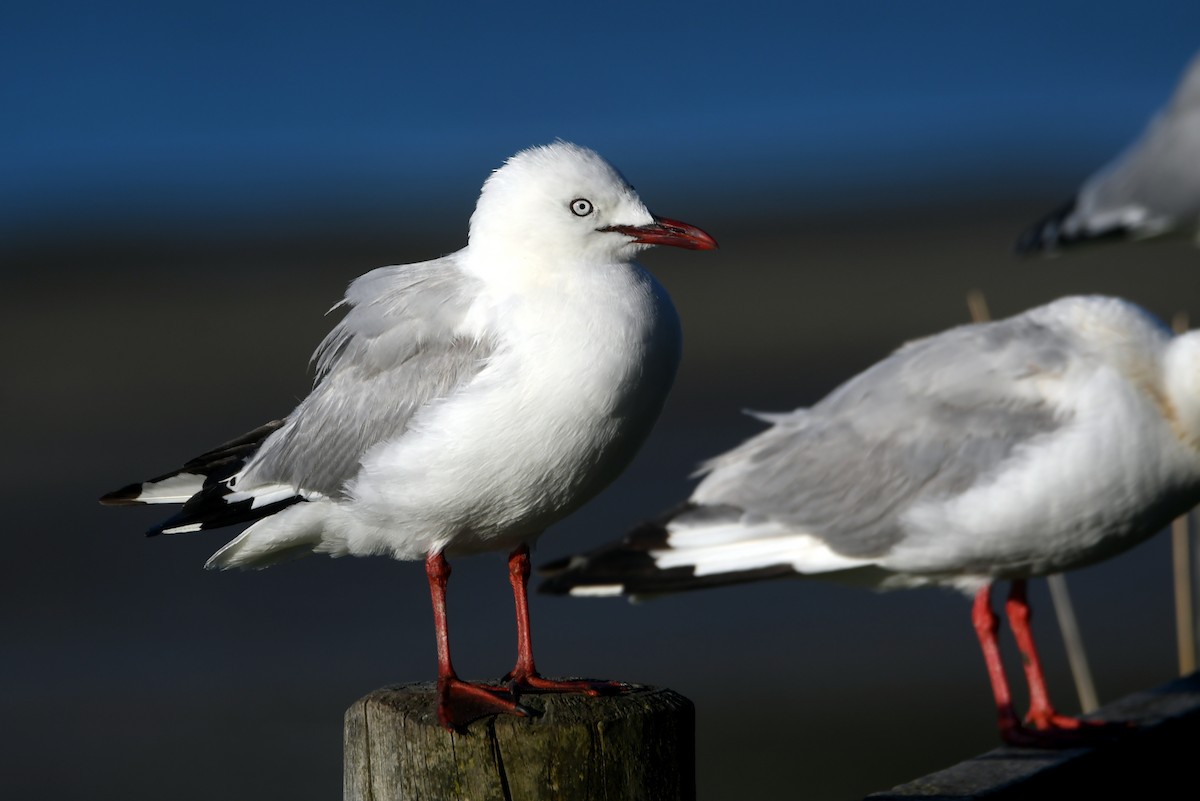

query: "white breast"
left=339, top=260, right=681, bottom=560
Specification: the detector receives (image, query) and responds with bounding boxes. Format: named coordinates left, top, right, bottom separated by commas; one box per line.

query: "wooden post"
left=344, top=682, right=695, bottom=801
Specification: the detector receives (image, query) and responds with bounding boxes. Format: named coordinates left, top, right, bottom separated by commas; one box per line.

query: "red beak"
left=603, top=216, right=718, bottom=251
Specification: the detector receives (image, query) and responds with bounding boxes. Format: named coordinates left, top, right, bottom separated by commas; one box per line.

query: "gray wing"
left=690, top=313, right=1072, bottom=559
left=240, top=256, right=494, bottom=496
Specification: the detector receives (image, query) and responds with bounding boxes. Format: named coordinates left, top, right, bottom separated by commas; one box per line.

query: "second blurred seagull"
left=1018, top=52, right=1200, bottom=253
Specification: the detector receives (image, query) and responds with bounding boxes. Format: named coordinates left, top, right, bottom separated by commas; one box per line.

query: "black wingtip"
left=1015, top=198, right=1078, bottom=255
left=537, top=556, right=594, bottom=595
left=538, top=554, right=573, bottom=575
left=1015, top=197, right=1142, bottom=255
left=539, top=501, right=816, bottom=598
left=101, top=419, right=287, bottom=510
left=148, top=489, right=304, bottom=538
left=99, top=483, right=146, bottom=506
left=182, top=419, right=286, bottom=470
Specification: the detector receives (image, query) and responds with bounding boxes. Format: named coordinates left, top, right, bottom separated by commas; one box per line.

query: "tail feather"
left=539, top=545, right=800, bottom=598
left=539, top=501, right=885, bottom=598
left=99, top=419, right=286, bottom=507
left=539, top=503, right=803, bottom=599
left=100, top=473, right=206, bottom=506
left=152, top=484, right=303, bottom=536
left=204, top=503, right=332, bottom=570
left=99, top=419, right=307, bottom=537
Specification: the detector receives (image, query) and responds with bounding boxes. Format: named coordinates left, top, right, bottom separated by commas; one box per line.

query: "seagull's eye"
left=570, top=198, right=594, bottom=217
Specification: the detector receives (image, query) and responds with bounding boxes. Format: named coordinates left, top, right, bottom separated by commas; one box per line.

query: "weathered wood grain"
left=345, top=682, right=695, bottom=801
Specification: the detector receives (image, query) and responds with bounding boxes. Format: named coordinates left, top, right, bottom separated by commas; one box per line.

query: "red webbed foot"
left=504, top=669, right=630, bottom=697
left=436, top=677, right=539, bottom=732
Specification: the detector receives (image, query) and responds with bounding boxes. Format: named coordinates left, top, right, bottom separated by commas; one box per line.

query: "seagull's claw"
left=436, top=677, right=539, bottom=732
left=504, top=670, right=630, bottom=698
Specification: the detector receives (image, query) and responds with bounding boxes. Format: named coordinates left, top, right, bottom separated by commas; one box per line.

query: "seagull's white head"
left=467, top=142, right=716, bottom=266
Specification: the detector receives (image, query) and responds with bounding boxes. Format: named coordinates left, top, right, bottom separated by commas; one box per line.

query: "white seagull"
left=1017, top=52, right=1200, bottom=253
left=541, top=295, right=1200, bottom=746
left=101, top=141, right=717, bottom=731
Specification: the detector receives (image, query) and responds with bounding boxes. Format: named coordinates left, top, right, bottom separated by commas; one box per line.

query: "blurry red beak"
left=602, top=216, right=718, bottom=251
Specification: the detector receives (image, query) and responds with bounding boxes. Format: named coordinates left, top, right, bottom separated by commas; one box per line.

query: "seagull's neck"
left=453, top=243, right=666, bottom=362
left=459, top=242, right=635, bottom=296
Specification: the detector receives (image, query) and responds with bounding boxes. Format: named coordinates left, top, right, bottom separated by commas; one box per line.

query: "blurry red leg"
left=972, top=583, right=1026, bottom=743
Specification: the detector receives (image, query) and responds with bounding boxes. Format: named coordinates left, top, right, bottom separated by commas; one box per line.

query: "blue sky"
left=4, top=2, right=1200, bottom=238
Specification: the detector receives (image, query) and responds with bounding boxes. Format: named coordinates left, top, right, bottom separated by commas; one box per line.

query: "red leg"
left=503, top=544, right=626, bottom=696
left=972, top=583, right=1026, bottom=743
left=1004, top=580, right=1131, bottom=744
left=1006, top=580, right=1078, bottom=731
left=426, top=552, right=533, bottom=731
left=970, top=580, right=1131, bottom=747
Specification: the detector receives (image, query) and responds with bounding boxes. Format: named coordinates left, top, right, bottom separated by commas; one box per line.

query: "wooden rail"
left=868, top=672, right=1200, bottom=799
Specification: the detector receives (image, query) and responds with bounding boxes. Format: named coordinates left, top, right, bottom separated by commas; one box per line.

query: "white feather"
left=657, top=525, right=873, bottom=577
left=132, top=473, right=205, bottom=504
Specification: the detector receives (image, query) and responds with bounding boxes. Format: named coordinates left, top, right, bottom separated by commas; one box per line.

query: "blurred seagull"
left=540, top=295, right=1200, bottom=746
left=100, top=141, right=717, bottom=731
left=1017, top=52, right=1200, bottom=253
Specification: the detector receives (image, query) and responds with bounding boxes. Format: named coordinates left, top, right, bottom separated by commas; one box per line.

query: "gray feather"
left=241, top=257, right=495, bottom=496
left=693, top=314, right=1070, bottom=558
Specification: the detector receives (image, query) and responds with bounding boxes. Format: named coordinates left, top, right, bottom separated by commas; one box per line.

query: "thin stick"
left=1173, top=514, right=1196, bottom=674
left=1171, top=311, right=1197, bottom=676
left=1046, top=574, right=1099, bottom=711
left=965, top=289, right=990, bottom=327
left=966, top=289, right=1099, bottom=712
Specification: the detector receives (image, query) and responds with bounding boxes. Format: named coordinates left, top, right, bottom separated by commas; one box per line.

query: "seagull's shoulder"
left=314, top=252, right=491, bottom=375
